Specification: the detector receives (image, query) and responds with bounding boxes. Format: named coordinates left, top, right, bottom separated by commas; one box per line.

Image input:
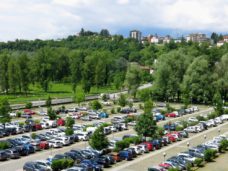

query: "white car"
left=109, top=126, right=117, bottom=132
left=40, top=122, right=50, bottom=129
left=214, top=117, right=223, bottom=124
left=130, top=146, right=143, bottom=155
left=184, top=126, right=198, bottom=133
left=137, top=144, right=149, bottom=153
left=188, top=117, right=198, bottom=122
left=220, top=114, right=228, bottom=121
left=76, top=132, right=89, bottom=141
left=55, top=137, right=70, bottom=146
left=206, top=119, right=217, bottom=127
left=9, top=112, right=17, bottom=117
left=35, top=160, right=52, bottom=171
left=101, top=101, right=112, bottom=106
left=191, top=106, right=199, bottom=112
left=178, top=153, right=197, bottom=162
left=48, top=140, right=63, bottom=148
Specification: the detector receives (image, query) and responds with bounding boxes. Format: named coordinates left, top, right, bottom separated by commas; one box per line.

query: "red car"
left=57, top=118, right=65, bottom=126
left=159, top=163, right=172, bottom=169
left=142, top=142, right=153, bottom=151
left=35, top=123, right=42, bottom=130
left=24, top=109, right=36, bottom=115
left=165, top=113, right=177, bottom=117
left=164, top=134, right=176, bottom=142
left=39, top=141, right=49, bottom=149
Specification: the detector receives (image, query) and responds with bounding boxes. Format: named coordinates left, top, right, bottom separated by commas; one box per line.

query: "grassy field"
left=0, top=83, right=118, bottom=104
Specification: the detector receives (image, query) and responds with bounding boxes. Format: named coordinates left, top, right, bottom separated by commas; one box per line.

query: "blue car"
left=81, top=160, right=102, bottom=171
left=80, top=160, right=98, bottom=171
left=98, top=112, right=109, bottom=118
left=119, top=150, right=133, bottom=160
left=154, top=113, right=165, bottom=121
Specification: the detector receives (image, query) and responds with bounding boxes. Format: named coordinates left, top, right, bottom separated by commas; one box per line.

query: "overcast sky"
left=0, top=0, right=228, bottom=41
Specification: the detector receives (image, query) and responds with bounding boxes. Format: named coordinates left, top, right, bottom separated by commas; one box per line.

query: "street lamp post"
left=187, top=142, right=190, bottom=150
left=218, top=128, right=221, bottom=136
left=163, top=152, right=166, bottom=162
left=204, top=134, right=207, bottom=141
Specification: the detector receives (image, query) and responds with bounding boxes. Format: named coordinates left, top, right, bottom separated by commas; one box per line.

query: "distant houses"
left=129, top=30, right=228, bottom=46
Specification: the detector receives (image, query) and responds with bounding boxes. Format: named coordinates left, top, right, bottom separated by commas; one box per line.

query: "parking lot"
left=0, top=107, right=220, bottom=171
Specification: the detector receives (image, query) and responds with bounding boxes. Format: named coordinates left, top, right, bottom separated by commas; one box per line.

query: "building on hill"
left=130, top=30, right=142, bottom=42
left=186, top=33, right=209, bottom=43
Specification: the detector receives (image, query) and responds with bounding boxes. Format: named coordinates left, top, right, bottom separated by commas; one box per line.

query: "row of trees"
left=152, top=47, right=228, bottom=104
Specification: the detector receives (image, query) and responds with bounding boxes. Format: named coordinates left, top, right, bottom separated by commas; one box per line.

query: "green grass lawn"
left=0, top=83, right=118, bottom=104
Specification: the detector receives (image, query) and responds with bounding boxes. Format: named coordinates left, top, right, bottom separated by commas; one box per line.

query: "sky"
left=0, top=0, right=228, bottom=41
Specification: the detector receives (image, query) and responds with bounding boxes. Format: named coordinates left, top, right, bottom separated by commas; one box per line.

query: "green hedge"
left=51, top=159, right=74, bottom=171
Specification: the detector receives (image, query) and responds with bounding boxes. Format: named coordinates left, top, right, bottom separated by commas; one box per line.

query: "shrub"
left=102, top=94, right=108, bottom=101
left=16, top=111, right=22, bottom=118
left=139, top=103, right=143, bottom=110
left=115, top=140, right=130, bottom=151
left=0, top=141, right=10, bottom=150
left=168, top=168, right=179, bottom=171
left=207, top=112, right=217, bottom=120
left=65, top=127, right=74, bottom=136
left=175, top=125, right=184, bottom=131
left=111, top=108, right=116, bottom=114
left=51, top=159, right=74, bottom=171
left=118, top=94, right=127, bottom=107
left=19, top=122, right=24, bottom=127
left=91, top=100, right=102, bottom=110
left=194, top=158, right=204, bottom=167
left=117, top=107, right=121, bottom=113
left=34, top=119, right=40, bottom=124
left=25, top=102, right=32, bottom=109
left=204, top=149, right=217, bottom=162
left=31, top=133, right=37, bottom=139
left=219, top=139, right=228, bottom=152
left=196, top=115, right=206, bottom=121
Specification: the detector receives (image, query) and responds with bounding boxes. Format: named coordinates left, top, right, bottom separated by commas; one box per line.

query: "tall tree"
left=17, top=54, right=30, bottom=94
left=0, top=98, right=11, bottom=125
left=8, top=59, right=19, bottom=94
left=0, top=53, right=10, bottom=93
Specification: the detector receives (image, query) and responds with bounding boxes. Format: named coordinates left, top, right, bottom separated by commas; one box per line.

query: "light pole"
left=204, top=134, right=207, bottom=142
left=187, top=142, right=190, bottom=150
left=163, top=152, right=166, bottom=162
left=218, top=128, right=221, bottom=136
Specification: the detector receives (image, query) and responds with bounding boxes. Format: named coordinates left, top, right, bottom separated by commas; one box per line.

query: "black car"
left=94, top=156, right=110, bottom=168
left=23, top=161, right=47, bottom=171
left=0, top=150, right=8, bottom=161
left=5, top=148, right=20, bottom=159
left=64, top=151, right=83, bottom=163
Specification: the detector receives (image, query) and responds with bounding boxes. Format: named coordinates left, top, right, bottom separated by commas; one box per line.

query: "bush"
left=204, top=149, right=217, bottom=162
left=0, top=141, right=10, bottom=150
left=219, top=139, right=228, bottom=152
left=207, top=112, right=217, bottom=120
left=25, top=102, right=32, bottom=109
left=31, top=133, right=37, bottom=139
left=65, top=127, right=74, bottom=136
left=115, top=140, right=130, bottom=151
left=139, top=103, right=143, bottom=110
left=34, top=119, right=40, bottom=124
left=196, top=115, right=206, bottom=121
left=91, top=100, right=102, bottom=110
left=51, top=159, right=74, bottom=171
left=118, top=94, right=127, bottom=107
left=175, top=125, right=184, bottom=131
left=48, top=107, right=57, bottom=120
left=19, top=122, right=24, bottom=127
left=16, top=111, right=22, bottom=118
left=117, top=107, right=121, bottom=113
left=111, top=108, right=116, bottom=114
left=194, top=158, right=204, bottom=167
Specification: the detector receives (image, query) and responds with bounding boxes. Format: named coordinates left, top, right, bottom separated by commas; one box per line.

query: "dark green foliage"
left=65, top=127, right=74, bottom=136
left=0, top=98, right=11, bottom=124
left=46, top=96, right=52, bottom=108
left=0, top=141, right=10, bottom=150
left=51, top=159, right=74, bottom=171
left=204, top=149, right=217, bottom=162
left=118, top=94, right=127, bottom=107
left=65, top=117, right=75, bottom=128
left=89, top=126, right=109, bottom=150
left=48, top=107, right=57, bottom=120
left=194, top=158, right=204, bottom=167
left=25, top=102, right=32, bottom=109
left=219, top=139, right=228, bottom=152
left=91, top=100, right=102, bottom=110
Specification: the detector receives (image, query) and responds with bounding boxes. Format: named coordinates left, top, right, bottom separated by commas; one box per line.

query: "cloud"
left=0, top=0, right=227, bottom=41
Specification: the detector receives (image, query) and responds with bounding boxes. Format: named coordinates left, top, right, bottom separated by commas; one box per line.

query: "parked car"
left=23, top=161, right=49, bottom=171
left=119, top=150, right=133, bottom=160
left=0, top=150, right=9, bottom=161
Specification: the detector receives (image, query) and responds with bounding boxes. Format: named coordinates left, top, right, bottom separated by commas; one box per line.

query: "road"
left=0, top=108, right=213, bottom=171
left=10, top=83, right=153, bottom=110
